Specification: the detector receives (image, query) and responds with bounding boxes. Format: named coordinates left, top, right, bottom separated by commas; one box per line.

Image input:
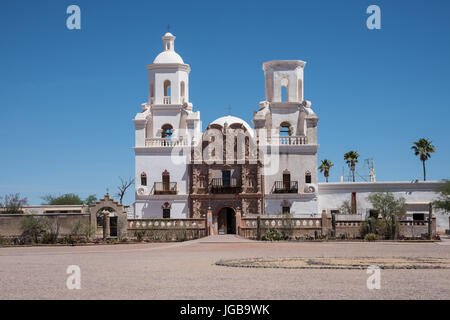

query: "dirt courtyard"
left=0, top=236, right=449, bottom=300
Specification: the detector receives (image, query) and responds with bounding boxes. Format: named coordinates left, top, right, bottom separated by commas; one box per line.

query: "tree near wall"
left=367, top=192, right=406, bottom=240
left=41, top=194, right=97, bottom=206
left=411, top=138, right=435, bottom=181
left=116, top=177, right=134, bottom=204
left=433, top=180, right=450, bottom=213
left=339, top=200, right=353, bottom=215
left=0, top=193, right=28, bottom=214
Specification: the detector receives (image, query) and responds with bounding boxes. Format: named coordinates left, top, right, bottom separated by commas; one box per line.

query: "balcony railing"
left=273, top=181, right=298, bottom=193
left=267, top=136, right=308, bottom=145
left=211, top=178, right=242, bottom=194
left=154, top=182, right=177, bottom=195
left=145, top=138, right=189, bottom=147
left=163, top=96, right=171, bottom=104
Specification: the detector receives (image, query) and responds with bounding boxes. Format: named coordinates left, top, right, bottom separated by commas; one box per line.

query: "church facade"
left=133, top=33, right=447, bottom=234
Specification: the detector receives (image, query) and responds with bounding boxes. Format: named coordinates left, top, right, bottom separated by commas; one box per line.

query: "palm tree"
left=411, top=138, right=435, bottom=181
left=344, top=151, right=359, bottom=182
left=319, top=159, right=334, bottom=182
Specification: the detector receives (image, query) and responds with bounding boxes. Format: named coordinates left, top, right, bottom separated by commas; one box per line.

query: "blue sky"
left=1, top=0, right=449, bottom=205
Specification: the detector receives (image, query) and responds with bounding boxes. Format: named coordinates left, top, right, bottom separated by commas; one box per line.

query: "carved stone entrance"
left=217, top=207, right=236, bottom=235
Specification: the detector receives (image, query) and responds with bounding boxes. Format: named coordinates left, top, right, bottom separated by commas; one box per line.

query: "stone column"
left=207, top=207, right=213, bottom=236
left=105, top=213, right=110, bottom=238
left=101, top=210, right=109, bottom=240
left=235, top=206, right=242, bottom=236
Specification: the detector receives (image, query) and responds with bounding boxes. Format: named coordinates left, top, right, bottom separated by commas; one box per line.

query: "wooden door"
left=283, top=173, right=291, bottom=190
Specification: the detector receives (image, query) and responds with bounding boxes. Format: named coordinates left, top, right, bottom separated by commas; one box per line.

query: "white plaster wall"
left=318, top=181, right=448, bottom=232
left=263, top=150, right=317, bottom=193
left=135, top=151, right=188, bottom=195
left=265, top=195, right=318, bottom=216
left=134, top=198, right=188, bottom=219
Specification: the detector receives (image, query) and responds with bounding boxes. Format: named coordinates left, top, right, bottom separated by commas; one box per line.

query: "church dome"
left=210, top=115, right=254, bottom=137
left=153, top=51, right=184, bottom=64
left=153, top=32, right=184, bottom=64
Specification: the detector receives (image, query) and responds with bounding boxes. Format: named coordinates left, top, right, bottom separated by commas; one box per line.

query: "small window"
left=281, top=78, right=289, bottom=102
left=282, top=206, right=290, bottom=214
left=222, top=170, right=231, bottom=187
left=141, top=173, right=147, bottom=186
left=413, top=213, right=425, bottom=221
left=163, top=208, right=170, bottom=219
left=164, top=80, right=171, bottom=96
left=161, top=124, right=173, bottom=138
left=279, top=122, right=291, bottom=137
left=305, top=172, right=312, bottom=184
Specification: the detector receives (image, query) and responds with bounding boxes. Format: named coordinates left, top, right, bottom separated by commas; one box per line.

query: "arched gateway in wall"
left=89, top=194, right=127, bottom=238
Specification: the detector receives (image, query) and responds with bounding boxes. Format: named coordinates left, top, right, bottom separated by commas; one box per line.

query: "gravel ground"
left=0, top=236, right=449, bottom=300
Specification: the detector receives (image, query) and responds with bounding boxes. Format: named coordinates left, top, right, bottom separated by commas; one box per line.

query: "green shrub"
left=41, top=231, right=58, bottom=244
left=134, top=230, right=146, bottom=242
left=262, top=228, right=283, bottom=241
left=20, top=216, right=50, bottom=243
left=365, top=233, right=377, bottom=241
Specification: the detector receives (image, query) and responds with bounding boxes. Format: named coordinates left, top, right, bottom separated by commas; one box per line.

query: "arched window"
left=279, top=122, right=291, bottom=136
left=140, top=172, right=147, bottom=186
left=281, top=78, right=289, bottom=102
left=163, top=80, right=171, bottom=104
left=161, top=124, right=173, bottom=138
left=305, top=171, right=312, bottom=184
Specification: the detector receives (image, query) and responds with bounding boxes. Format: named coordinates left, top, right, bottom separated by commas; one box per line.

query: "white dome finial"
left=162, top=32, right=175, bottom=52
left=153, top=32, right=184, bottom=64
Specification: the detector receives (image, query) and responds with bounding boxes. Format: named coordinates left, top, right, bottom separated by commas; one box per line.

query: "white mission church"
left=132, top=32, right=447, bottom=234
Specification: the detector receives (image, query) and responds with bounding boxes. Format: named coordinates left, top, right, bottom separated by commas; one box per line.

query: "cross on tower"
left=226, top=105, right=232, bottom=115
left=167, top=24, right=171, bottom=32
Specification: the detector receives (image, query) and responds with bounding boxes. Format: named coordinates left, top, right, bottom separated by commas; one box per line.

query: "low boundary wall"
left=0, top=214, right=90, bottom=237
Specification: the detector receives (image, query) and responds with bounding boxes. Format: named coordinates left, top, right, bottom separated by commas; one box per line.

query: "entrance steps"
left=195, top=234, right=255, bottom=243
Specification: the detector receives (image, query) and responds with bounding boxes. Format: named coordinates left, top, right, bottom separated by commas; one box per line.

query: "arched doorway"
left=96, top=207, right=117, bottom=238
left=217, top=207, right=236, bottom=235
left=89, top=194, right=127, bottom=239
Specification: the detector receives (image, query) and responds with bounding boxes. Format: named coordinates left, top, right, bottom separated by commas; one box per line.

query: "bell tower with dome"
left=148, top=32, right=190, bottom=106
left=133, top=32, right=201, bottom=219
